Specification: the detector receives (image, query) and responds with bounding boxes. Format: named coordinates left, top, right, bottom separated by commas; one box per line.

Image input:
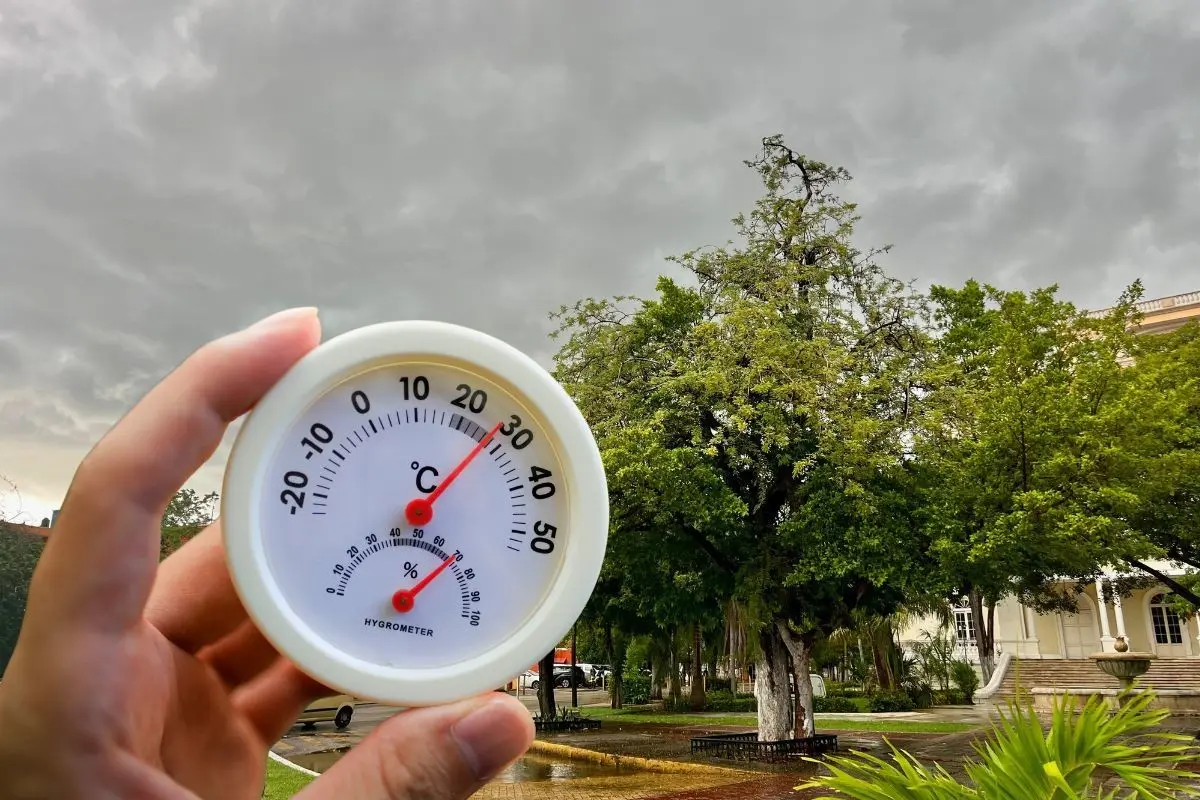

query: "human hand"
left=0, top=308, right=535, bottom=799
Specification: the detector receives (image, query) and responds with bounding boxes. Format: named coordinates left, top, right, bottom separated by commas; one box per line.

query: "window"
left=1149, top=593, right=1184, bottom=645
left=954, top=607, right=976, bottom=646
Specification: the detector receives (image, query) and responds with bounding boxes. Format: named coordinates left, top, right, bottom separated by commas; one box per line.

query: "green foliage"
left=912, top=629, right=957, bottom=691
left=815, top=695, right=862, bottom=713
left=160, top=488, right=217, bottom=560
left=914, top=280, right=1157, bottom=673
left=1120, top=322, right=1200, bottom=606
left=933, top=689, right=967, bottom=706
left=950, top=661, right=980, bottom=704
left=867, top=692, right=915, bottom=713
left=620, top=673, right=652, bottom=705
left=803, top=689, right=1200, bottom=799
left=552, top=134, right=939, bottom=734
left=0, top=526, right=44, bottom=676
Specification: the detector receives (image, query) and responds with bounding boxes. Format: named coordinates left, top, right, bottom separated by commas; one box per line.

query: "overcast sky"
left=2, top=0, right=1198, bottom=524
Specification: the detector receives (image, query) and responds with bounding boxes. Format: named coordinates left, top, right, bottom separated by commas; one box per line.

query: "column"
left=1112, top=587, right=1128, bottom=646
left=1023, top=604, right=1040, bottom=655
left=1096, top=578, right=1115, bottom=652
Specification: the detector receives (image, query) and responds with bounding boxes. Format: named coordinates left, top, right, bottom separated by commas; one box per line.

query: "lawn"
left=582, top=707, right=974, bottom=735
left=263, top=758, right=315, bottom=799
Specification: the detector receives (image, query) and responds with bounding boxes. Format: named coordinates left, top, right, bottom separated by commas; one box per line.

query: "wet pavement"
left=273, top=698, right=1200, bottom=798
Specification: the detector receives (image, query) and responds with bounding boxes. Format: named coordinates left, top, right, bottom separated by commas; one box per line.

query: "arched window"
left=1149, top=593, right=1184, bottom=646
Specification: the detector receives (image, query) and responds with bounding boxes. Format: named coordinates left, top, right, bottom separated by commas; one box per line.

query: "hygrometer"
left=221, top=321, right=608, bottom=706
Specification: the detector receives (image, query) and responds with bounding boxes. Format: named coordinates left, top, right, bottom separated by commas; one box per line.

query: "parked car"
left=296, top=694, right=357, bottom=730
left=552, top=664, right=586, bottom=688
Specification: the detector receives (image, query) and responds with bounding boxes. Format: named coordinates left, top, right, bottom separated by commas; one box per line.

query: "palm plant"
left=801, top=688, right=1199, bottom=799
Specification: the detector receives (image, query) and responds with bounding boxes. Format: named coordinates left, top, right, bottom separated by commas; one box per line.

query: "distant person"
left=0, top=308, right=534, bottom=799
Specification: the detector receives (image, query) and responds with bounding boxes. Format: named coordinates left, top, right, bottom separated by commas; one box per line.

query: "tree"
left=552, top=135, right=935, bottom=738
left=160, top=488, right=218, bottom=560
left=1118, top=320, right=1200, bottom=611
left=913, top=280, right=1156, bottom=680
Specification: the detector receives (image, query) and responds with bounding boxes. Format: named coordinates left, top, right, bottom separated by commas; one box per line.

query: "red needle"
left=392, top=553, right=457, bottom=613
left=405, top=421, right=504, bottom=526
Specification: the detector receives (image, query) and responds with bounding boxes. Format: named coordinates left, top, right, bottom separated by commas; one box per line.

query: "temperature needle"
left=392, top=553, right=457, bottom=613
left=405, top=420, right=504, bottom=525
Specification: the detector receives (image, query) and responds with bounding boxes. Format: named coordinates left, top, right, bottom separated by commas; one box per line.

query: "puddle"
left=285, top=747, right=636, bottom=783
left=492, top=753, right=636, bottom=783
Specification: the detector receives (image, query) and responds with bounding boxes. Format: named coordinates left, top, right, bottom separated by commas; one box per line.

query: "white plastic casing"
left=221, top=320, right=608, bottom=706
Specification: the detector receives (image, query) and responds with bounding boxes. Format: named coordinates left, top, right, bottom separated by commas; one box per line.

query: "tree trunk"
left=650, top=648, right=664, bottom=701
left=690, top=622, right=706, bottom=710
left=537, top=651, right=557, bottom=717
left=777, top=620, right=815, bottom=738
left=871, top=634, right=892, bottom=691
left=606, top=626, right=623, bottom=709
left=668, top=628, right=682, bottom=703
left=754, top=624, right=793, bottom=740
left=968, top=589, right=995, bottom=684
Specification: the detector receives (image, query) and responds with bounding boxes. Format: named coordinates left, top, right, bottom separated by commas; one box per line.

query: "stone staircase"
left=994, top=658, right=1200, bottom=698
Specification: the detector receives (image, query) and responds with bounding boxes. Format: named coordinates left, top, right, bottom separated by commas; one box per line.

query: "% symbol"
left=403, top=561, right=419, bottom=580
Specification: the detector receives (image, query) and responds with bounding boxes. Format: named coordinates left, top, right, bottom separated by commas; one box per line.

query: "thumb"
left=297, top=694, right=534, bottom=799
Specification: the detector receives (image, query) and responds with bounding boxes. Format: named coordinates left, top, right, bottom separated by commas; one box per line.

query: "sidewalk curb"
left=268, top=749, right=321, bottom=777
left=527, top=739, right=751, bottom=776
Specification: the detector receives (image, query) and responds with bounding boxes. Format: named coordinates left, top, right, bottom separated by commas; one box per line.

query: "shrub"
left=907, top=685, right=934, bottom=710
left=932, top=689, right=967, bottom=706
left=618, top=673, right=652, bottom=705
left=814, top=696, right=860, bottom=714
left=867, top=691, right=915, bottom=713
left=950, top=660, right=980, bottom=704
left=802, top=690, right=1199, bottom=798
left=706, top=677, right=732, bottom=692
left=707, top=695, right=757, bottom=712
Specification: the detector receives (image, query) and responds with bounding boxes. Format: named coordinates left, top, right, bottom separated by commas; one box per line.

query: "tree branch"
left=681, top=526, right=737, bottom=574
left=1124, top=558, right=1200, bottom=610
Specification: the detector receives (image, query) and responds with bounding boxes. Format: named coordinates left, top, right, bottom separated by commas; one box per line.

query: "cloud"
left=2, top=0, right=1198, bottom=506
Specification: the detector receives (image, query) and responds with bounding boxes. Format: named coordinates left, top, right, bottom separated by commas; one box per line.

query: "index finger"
left=31, top=308, right=322, bottom=632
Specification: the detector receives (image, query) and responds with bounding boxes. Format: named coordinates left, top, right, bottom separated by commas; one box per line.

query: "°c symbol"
left=412, top=462, right=440, bottom=494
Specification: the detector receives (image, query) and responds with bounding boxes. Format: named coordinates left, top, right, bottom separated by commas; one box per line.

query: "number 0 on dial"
left=221, top=321, right=609, bottom=706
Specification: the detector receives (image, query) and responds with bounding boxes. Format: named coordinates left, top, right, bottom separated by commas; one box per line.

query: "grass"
left=263, top=758, right=315, bottom=799
left=582, top=707, right=975, bottom=735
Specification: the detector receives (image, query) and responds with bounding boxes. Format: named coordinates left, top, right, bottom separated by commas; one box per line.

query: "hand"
left=0, top=308, right=534, bottom=799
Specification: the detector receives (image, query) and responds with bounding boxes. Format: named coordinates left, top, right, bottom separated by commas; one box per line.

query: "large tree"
left=1119, top=320, right=1200, bottom=610
left=552, top=135, right=935, bottom=738
left=913, top=280, right=1161, bottom=680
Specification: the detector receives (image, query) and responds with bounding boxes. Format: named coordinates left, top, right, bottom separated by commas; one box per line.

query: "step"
left=995, top=659, right=1200, bottom=696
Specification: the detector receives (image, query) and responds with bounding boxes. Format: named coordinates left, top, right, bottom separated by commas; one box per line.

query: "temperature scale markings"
left=353, top=430, right=364, bottom=444
left=497, top=458, right=512, bottom=470
left=489, top=442, right=502, bottom=456
left=368, top=419, right=378, bottom=434
left=322, top=467, right=336, bottom=479
left=503, top=467, right=516, bottom=476
left=333, top=449, right=346, bottom=461
left=507, top=484, right=521, bottom=492
left=345, top=436, right=357, bottom=449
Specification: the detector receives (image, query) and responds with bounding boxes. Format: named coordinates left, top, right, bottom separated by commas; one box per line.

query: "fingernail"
left=243, top=307, right=319, bottom=333
left=450, top=698, right=530, bottom=781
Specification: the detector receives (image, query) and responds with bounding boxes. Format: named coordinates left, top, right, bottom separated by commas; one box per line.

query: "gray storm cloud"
left=2, top=0, right=1198, bottom=514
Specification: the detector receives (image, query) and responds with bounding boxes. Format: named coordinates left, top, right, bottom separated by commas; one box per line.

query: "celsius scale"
left=221, top=321, right=608, bottom=706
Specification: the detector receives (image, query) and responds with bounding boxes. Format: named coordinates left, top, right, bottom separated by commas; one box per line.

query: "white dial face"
left=258, top=361, right=568, bottom=670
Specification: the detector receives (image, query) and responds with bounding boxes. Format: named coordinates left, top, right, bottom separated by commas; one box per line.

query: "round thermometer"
left=221, top=320, right=608, bottom=706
